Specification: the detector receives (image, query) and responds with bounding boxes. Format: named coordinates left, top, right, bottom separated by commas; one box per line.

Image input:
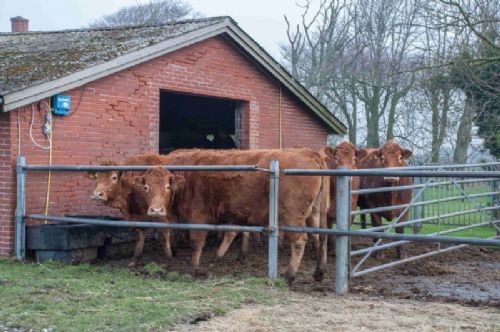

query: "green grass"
left=0, top=260, right=285, bottom=331
left=417, top=224, right=497, bottom=238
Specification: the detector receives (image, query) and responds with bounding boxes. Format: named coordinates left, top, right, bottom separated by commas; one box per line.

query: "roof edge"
left=2, top=19, right=231, bottom=112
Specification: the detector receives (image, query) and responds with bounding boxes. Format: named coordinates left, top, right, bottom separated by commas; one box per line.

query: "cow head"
left=378, top=140, right=413, bottom=183
left=320, top=141, right=360, bottom=169
left=133, top=168, right=185, bottom=217
left=356, top=148, right=379, bottom=168
left=87, top=162, right=121, bottom=202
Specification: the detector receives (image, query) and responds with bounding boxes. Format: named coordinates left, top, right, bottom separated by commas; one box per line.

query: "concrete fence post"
left=15, top=156, right=26, bottom=261
left=268, top=160, right=280, bottom=280
left=335, top=168, right=350, bottom=294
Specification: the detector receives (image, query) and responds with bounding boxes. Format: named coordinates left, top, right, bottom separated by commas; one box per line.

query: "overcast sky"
left=0, top=0, right=307, bottom=59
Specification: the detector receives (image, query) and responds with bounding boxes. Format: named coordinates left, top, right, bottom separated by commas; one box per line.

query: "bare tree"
left=282, top=0, right=361, bottom=144
left=89, top=0, right=197, bottom=28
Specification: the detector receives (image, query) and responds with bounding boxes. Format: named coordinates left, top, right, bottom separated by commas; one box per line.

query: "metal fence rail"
left=14, top=156, right=500, bottom=295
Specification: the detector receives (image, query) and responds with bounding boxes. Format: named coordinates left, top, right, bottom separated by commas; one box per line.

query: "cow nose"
left=92, top=191, right=106, bottom=200
left=148, top=206, right=166, bottom=216
left=384, top=176, right=399, bottom=183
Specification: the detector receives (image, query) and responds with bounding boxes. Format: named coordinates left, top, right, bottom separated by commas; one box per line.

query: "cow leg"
left=239, top=232, right=250, bottom=261
left=315, top=195, right=329, bottom=282
left=360, top=213, right=367, bottom=229
left=313, top=234, right=328, bottom=282
left=278, top=232, right=285, bottom=249
left=251, top=232, right=262, bottom=248
left=216, top=231, right=238, bottom=258
left=370, top=213, right=384, bottom=259
left=129, top=228, right=146, bottom=268
left=306, top=201, right=322, bottom=259
left=395, top=210, right=409, bottom=259
left=159, top=229, right=172, bottom=260
left=190, top=230, right=208, bottom=276
left=285, top=232, right=308, bottom=286
left=327, top=216, right=336, bottom=253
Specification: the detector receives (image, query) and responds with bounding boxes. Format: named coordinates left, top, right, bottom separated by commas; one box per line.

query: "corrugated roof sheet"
left=0, top=17, right=227, bottom=95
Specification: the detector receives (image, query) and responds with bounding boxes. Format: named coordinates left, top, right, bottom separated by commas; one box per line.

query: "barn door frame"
left=234, top=101, right=243, bottom=149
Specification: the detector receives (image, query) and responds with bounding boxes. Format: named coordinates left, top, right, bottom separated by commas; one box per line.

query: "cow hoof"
left=285, top=272, right=296, bottom=286
left=313, top=269, right=325, bottom=282
left=128, top=260, right=140, bottom=268
left=237, top=253, right=246, bottom=262
left=189, top=267, right=207, bottom=278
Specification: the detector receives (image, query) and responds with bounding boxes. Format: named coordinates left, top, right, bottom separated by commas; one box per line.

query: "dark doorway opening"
left=159, top=91, right=241, bottom=154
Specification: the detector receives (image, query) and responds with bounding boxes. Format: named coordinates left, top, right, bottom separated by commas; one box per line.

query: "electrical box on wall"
left=51, top=94, right=71, bottom=116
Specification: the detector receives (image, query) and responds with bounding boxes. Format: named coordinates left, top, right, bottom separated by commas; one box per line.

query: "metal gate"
left=348, top=162, right=500, bottom=278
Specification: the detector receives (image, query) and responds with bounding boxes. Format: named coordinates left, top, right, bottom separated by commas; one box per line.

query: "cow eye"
left=111, top=175, right=118, bottom=181
left=144, top=185, right=149, bottom=192
left=165, top=184, right=171, bottom=191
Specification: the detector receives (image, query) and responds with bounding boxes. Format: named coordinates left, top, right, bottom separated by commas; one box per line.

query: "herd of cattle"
left=88, top=140, right=413, bottom=284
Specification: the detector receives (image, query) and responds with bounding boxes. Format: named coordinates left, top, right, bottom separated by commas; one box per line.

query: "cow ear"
left=87, top=172, right=97, bottom=180
left=356, top=149, right=369, bottom=160
left=320, top=146, right=336, bottom=159
left=172, top=175, right=185, bottom=190
left=402, top=149, right=413, bottom=160
left=325, top=146, right=336, bottom=156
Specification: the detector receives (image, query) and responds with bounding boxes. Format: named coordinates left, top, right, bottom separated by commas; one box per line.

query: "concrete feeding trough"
left=26, top=216, right=136, bottom=264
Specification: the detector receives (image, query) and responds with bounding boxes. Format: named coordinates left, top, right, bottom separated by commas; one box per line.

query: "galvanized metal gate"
left=348, top=162, right=500, bottom=278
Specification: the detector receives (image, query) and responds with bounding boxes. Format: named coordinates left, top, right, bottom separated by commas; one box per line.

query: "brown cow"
left=134, top=149, right=329, bottom=285
left=319, top=141, right=361, bottom=250
left=88, top=154, right=174, bottom=267
left=357, top=141, right=413, bottom=259
left=320, top=141, right=361, bottom=225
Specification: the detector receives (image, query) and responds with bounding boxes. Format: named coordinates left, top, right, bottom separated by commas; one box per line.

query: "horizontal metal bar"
left=27, top=215, right=500, bottom=246
left=352, top=191, right=500, bottom=216
left=280, top=226, right=500, bottom=246
left=363, top=206, right=500, bottom=232
left=351, top=244, right=469, bottom=278
left=401, top=162, right=500, bottom=170
left=284, top=169, right=500, bottom=178
left=24, top=165, right=260, bottom=172
left=351, top=220, right=500, bottom=256
left=352, top=178, right=496, bottom=195
left=27, top=214, right=265, bottom=233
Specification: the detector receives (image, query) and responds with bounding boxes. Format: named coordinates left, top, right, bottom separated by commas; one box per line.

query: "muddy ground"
left=99, top=233, right=500, bottom=308
left=173, top=293, right=500, bottom=331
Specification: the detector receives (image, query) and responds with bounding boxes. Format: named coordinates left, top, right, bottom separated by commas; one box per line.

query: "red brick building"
left=0, top=17, right=345, bottom=256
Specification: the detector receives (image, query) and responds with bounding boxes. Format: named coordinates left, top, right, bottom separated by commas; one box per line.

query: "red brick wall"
left=0, top=35, right=330, bottom=256
left=0, top=111, right=15, bottom=256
